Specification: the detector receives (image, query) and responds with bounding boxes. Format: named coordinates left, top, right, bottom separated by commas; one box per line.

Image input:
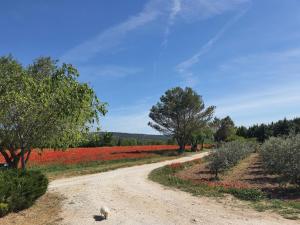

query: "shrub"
left=208, top=151, right=228, bottom=179
left=207, top=141, right=256, bottom=178
left=261, top=135, right=300, bottom=185
left=0, top=170, right=48, bottom=217
left=0, top=203, right=9, bottom=217
left=224, top=188, right=265, bottom=201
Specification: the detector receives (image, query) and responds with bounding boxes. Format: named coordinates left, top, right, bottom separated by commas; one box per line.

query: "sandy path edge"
left=49, top=153, right=299, bottom=225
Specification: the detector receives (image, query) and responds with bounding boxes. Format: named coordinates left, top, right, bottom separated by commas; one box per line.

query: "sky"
left=1, top=0, right=300, bottom=134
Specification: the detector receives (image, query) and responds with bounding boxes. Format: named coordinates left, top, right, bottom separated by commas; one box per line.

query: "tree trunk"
left=191, top=144, right=197, bottom=152
left=215, top=170, right=218, bottom=179
left=20, top=147, right=26, bottom=171
left=25, top=148, right=32, bottom=164
left=201, top=140, right=204, bottom=151
left=0, top=148, right=21, bottom=168
left=178, top=143, right=185, bottom=154
left=12, top=156, right=20, bottom=169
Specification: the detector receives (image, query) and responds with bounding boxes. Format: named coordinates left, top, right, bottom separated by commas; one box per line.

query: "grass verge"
left=30, top=152, right=193, bottom=180
left=148, top=159, right=300, bottom=220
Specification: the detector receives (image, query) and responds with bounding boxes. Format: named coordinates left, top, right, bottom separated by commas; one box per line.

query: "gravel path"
left=49, top=153, right=299, bottom=225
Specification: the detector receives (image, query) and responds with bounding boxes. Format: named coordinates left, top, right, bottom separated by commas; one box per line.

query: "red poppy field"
left=0, top=145, right=185, bottom=166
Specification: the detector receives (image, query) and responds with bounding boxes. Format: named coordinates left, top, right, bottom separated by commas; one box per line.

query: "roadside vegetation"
left=0, top=55, right=106, bottom=218
left=1, top=55, right=299, bottom=221
left=31, top=149, right=195, bottom=180
left=149, top=140, right=300, bottom=220
left=0, top=170, right=48, bottom=217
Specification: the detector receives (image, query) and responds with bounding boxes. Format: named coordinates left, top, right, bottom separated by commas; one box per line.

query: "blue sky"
left=1, top=0, right=300, bottom=134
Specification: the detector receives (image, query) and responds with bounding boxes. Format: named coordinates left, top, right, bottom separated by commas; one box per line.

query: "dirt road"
left=49, top=153, right=299, bottom=225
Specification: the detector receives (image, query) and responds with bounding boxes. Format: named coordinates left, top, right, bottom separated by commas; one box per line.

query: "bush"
left=0, top=170, right=48, bottom=217
left=261, top=135, right=300, bottom=185
left=0, top=203, right=9, bottom=217
left=208, top=151, right=228, bottom=179
left=207, top=141, right=257, bottom=178
left=224, top=188, right=265, bottom=201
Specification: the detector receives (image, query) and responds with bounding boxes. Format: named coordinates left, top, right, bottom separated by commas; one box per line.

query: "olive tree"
left=261, top=135, right=300, bottom=186
left=148, top=87, right=215, bottom=153
left=190, top=127, right=213, bottom=151
left=0, top=56, right=107, bottom=169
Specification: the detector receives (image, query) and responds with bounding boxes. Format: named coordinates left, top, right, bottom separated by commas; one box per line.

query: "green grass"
left=149, top=160, right=223, bottom=198
left=148, top=159, right=300, bottom=220
left=30, top=152, right=193, bottom=180
left=252, top=200, right=300, bottom=220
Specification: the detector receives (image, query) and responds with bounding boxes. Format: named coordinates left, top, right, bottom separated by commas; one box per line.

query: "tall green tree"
left=236, top=126, right=248, bottom=138
left=0, top=56, right=107, bottom=169
left=148, top=87, right=215, bottom=153
left=101, top=132, right=114, bottom=146
left=214, top=116, right=235, bottom=142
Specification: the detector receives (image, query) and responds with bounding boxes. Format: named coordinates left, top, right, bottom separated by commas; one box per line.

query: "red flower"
left=169, top=163, right=183, bottom=169
left=0, top=145, right=184, bottom=166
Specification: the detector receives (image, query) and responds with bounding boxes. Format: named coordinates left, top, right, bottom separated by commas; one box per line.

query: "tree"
left=101, top=132, right=114, bottom=146
left=190, top=127, right=213, bottom=151
left=236, top=126, right=248, bottom=138
left=214, top=116, right=235, bottom=142
left=148, top=87, right=215, bottom=153
left=0, top=56, right=107, bottom=169
left=273, top=118, right=290, bottom=137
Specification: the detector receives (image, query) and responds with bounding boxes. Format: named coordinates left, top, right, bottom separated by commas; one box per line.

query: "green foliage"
left=236, top=117, right=300, bottom=142
left=149, top=87, right=215, bottom=153
left=190, top=127, right=214, bottom=151
left=214, top=116, right=236, bottom=142
left=0, top=170, right=48, bottom=217
left=224, top=188, right=265, bottom=201
left=149, top=162, right=223, bottom=198
left=78, top=132, right=172, bottom=147
left=207, top=150, right=228, bottom=178
left=120, top=138, right=138, bottom=146
left=207, top=141, right=256, bottom=178
left=0, top=203, right=9, bottom=217
left=101, top=132, right=114, bottom=146
left=261, top=135, right=300, bottom=185
left=149, top=159, right=300, bottom=219
left=0, top=56, right=107, bottom=168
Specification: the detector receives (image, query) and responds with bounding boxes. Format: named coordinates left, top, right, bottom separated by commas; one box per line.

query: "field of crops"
left=0, top=145, right=184, bottom=166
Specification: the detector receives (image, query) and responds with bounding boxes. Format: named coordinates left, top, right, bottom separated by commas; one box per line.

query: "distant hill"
left=99, top=132, right=170, bottom=141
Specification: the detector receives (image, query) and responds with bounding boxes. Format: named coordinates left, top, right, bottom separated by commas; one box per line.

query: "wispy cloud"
left=208, top=47, right=300, bottom=125
left=215, top=86, right=300, bottom=116
left=162, top=0, right=182, bottom=47
left=212, top=85, right=300, bottom=126
left=79, top=65, right=141, bottom=79
left=176, top=6, right=249, bottom=86
left=179, top=0, right=250, bottom=22
left=213, top=47, right=300, bottom=90
left=62, top=0, right=251, bottom=64
left=60, top=0, right=164, bottom=63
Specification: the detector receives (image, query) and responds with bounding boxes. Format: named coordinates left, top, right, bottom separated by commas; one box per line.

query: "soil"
left=177, top=153, right=300, bottom=200
left=0, top=192, right=64, bottom=225
left=48, top=152, right=299, bottom=225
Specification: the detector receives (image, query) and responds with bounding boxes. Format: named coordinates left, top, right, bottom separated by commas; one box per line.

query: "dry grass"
left=0, top=192, right=65, bottom=225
